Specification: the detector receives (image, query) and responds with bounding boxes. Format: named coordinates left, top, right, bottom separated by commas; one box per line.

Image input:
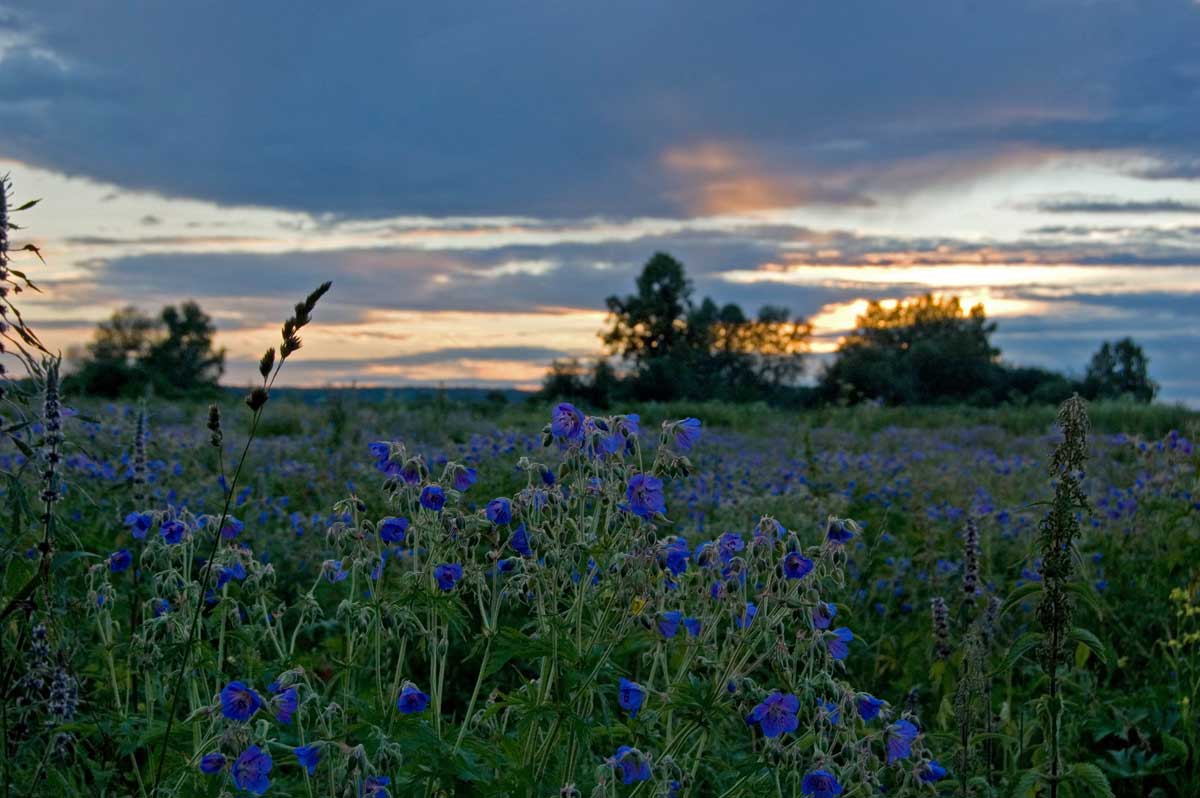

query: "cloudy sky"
left=2, top=1, right=1199, bottom=402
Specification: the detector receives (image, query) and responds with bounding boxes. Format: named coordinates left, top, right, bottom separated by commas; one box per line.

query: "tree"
left=820, top=294, right=1000, bottom=405
left=67, top=301, right=225, bottom=397
left=1082, top=338, right=1157, bottom=403
left=597, top=253, right=811, bottom=402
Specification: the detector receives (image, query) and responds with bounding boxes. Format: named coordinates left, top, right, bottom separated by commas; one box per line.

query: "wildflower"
left=931, top=597, right=951, bottom=660
left=826, top=519, right=854, bottom=545
left=813, top=601, right=837, bottom=629
left=322, top=560, right=349, bottom=583
left=199, top=752, right=226, bottom=774
left=683, top=617, right=702, bottom=637
left=486, top=497, right=512, bottom=525
left=919, top=760, right=948, bottom=783
left=626, top=474, right=666, bottom=520
left=362, top=776, right=391, bottom=797
left=886, top=719, right=919, bottom=763
left=818, top=698, right=841, bottom=725
left=658, top=536, right=690, bottom=576
left=551, top=403, right=585, bottom=443
left=160, top=519, right=186, bottom=545
left=735, top=601, right=757, bottom=629
left=294, top=744, right=320, bottom=776
left=618, top=678, right=646, bottom=718
left=217, top=562, right=247, bottom=588
left=963, top=517, right=980, bottom=600
left=717, top=532, right=745, bottom=563
left=611, top=746, right=651, bottom=784
left=782, top=551, right=814, bottom=580
left=124, top=511, right=153, bottom=539
left=368, top=441, right=390, bottom=466
left=451, top=465, right=478, bottom=492
left=749, top=691, right=800, bottom=738
left=801, top=769, right=843, bottom=798
left=108, top=549, right=132, bottom=573
left=220, top=517, right=245, bottom=539
left=399, top=459, right=423, bottom=485
left=232, top=745, right=272, bottom=795
left=379, top=516, right=409, bottom=544
left=397, top=683, right=430, bottom=714
left=434, top=563, right=463, bottom=591
left=671, top=417, right=702, bottom=452
left=273, top=685, right=298, bottom=724
left=419, top=485, right=446, bottom=512
left=220, top=681, right=263, bottom=722
left=153, top=598, right=171, bottom=616
left=828, top=627, right=853, bottom=660
left=857, top=693, right=885, bottom=721
left=510, top=523, right=532, bottom=557
left=657, top=610, right=682, bottom=638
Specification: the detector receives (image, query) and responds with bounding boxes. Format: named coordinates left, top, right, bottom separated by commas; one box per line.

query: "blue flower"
left=160, top=519, right=186, bottom=545
left=232, top=745, right=272, bottom=794
left=199, top=752, right=226, bottom=775
left=826, top=519, right=854, bottom=545
left=718, top=532, right=745, bottom=563
left=273, top=685, right=298, bottom=724
left=657, top=610, right=682, bottom=638
left=683, top=617, right=702, bottom=637
left=551, top=403, right=585, bottom=443
left=919, top=760, right=948, bottom=783
left=220, top=517, right=244, bottom=539
left=452, top=466, right=478, bottom=492
left=294, top=744, right=321, bottom=776
left=801, top=769, right=843, bottom=798
left=735, top=601, right=757, bottom=630
left=419, top=485, right=446, bottom=512
left=220, top=681, right=262, bottom=722
left=626, top=473, right=666, bottom=520
left=368, top=441, right=390, bottom=466
left=672, top=417, right=702, bottom=452
left=857, top=694, right=885, bottom=721
left=486, top=497, right=512, bottom=525
left=749, top=691, right=800, bottom=738
left=362, top=775, right=391, bottom=797
left=886, top=719, right=919, bottom=763
left=828, top=627, right=853, bottom=661
left=108, top=549, right=132, bottom=573
left=611, top=746, right=651, bottom=784
left=323, top=559, right=349, bottom=583
left=659, top=536, right=690, bottom=576
left=782, top=551, right=814, bottom=580
left=124, top=511, right=153, bottom=539
left=379, top=517, right=408, bottom=544
left=217, top=561, right=247, bottom=589
left=434, top=563, right=463, bottom=591
left=397, top=683, right=429, bottom=714
left=618, top=677, right=646, bottom=719
left=812, top=601, right=837, bottom=630
left=818, top=698, right=841, bottom=725
left=509, top=524, right=532, bottom=557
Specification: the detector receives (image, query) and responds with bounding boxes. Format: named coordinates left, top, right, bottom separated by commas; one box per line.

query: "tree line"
left=542, top=252, right=1158, bottom=407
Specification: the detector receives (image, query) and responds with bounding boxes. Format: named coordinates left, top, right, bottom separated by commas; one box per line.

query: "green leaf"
left=995, top=631, right=1043, bottom=675
left=1001, top=582, right=1043, bottom=617
left=1070, top=762, right=1114, bottom=798
left=1010, top=768, right=1041, bottom=798
left=1067, top=627, right=1108, bottom=666
left=1161, top=731, right=1189, bottom=760
left=15, top=198, right=41, bottom=211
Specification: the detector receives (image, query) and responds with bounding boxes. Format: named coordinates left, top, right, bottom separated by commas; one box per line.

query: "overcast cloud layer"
left=2, top=2, right=1199, bottom=401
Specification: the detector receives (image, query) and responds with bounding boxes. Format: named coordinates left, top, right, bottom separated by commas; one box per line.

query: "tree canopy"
left=68, top=301, right=225, bottom=398
left=1082, top=337, right=1158, bottom=403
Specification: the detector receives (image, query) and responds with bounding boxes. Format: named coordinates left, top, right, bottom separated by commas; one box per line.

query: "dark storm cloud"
left=1032, top=197, right=1200, bottom=214
left=4, top=1, right=1200, bottom=217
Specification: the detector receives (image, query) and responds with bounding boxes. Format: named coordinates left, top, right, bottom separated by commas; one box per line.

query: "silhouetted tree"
left=1082, top=338, right=1157, bottom=403
left=68, top=301, right=225, bottom=397
left=820, top=294, right=999, bottom=405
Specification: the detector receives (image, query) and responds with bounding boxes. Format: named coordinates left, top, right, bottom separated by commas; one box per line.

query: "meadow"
left=2, top=377, right=1198, bottom=797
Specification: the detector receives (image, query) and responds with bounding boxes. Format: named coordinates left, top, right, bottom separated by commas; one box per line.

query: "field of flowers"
left=2, top=363, right=1198, bottom=797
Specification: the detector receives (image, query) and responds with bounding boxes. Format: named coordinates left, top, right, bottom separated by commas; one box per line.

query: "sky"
left=2, top=1, right=1199, bottom=402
